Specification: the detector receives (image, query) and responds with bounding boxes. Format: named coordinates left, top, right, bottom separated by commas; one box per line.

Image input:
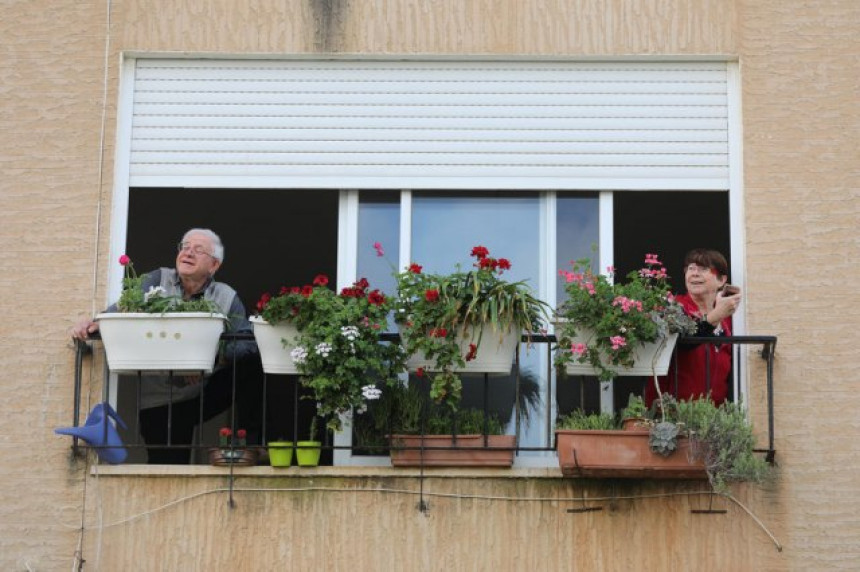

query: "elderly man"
left=72, top=228, right=263, bottom=464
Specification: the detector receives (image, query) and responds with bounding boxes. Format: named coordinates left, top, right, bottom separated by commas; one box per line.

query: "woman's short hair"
left=684, top=248, right=728, bottom=278
left=183, top=228, right=224, bottom=262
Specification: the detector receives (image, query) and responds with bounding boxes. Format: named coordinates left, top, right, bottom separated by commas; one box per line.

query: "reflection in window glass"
left=556, top=193, right=602, bottom=418
left=358, top=191, right=400, bottom=295
left=556, top=193, right=600, bottom=306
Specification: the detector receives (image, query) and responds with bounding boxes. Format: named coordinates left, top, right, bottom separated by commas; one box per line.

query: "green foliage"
left=353, top=381, right=507, bottom=453
left=675, top=398, right=770, bottom=493
left=620, top=394, right=648, bottom=421
left=393, top=246, right=550, bottom=409
left=554, top=253, right=697, bottom=380
left=258, top=275, right=406, bottom=433
left=116, top=256, right=220, bottom=314
left=555, top=409, right=618, bottom=431
left=649, top=421, right=680, bottom=456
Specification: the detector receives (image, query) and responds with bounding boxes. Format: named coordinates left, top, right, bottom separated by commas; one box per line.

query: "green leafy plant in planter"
left=116, top=255, right=221, bottom=314
left=352, top=372, right=547, bottom=455
left=277, top=275, right=406, bottom=432
left=554, top=253, right=697, bottom=380
left=392, top=245, right=550, bottom=408
left=556, top=394, right=770, bottom=492
left=556, top=409, right=617, bottom=431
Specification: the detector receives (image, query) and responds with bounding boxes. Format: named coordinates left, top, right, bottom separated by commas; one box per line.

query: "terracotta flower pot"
left=555, top=429, right=706, bottom=479
left=390, top=434, right=516, bottom=467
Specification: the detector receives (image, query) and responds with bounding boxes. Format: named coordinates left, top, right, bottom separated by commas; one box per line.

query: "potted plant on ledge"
left=555, top=394, right=769, bottom=492
left=359, top=382, right=517, bottom=468
left=392, top=245, right=549, bottom=408
left=96, top=255, right=226, bottom=373
left=554, top=253, right=697, bottom=380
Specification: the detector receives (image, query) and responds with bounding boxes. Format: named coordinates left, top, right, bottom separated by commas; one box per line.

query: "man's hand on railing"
left=71, top=316, right=99, bottom=341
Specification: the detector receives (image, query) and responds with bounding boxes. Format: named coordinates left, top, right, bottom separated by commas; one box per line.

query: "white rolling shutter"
left=128, top=59, right=730, bottom=190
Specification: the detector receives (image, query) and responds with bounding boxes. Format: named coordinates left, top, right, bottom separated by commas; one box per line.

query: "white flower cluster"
left=361, top=384, right=382, bottom=400
left=144, top=285, right=166, bottom=302
left=315, top=342, right=333, bottom=357
left=290, top=346, right=308, bottom=364
left=340, top=326, right=359, bottom=341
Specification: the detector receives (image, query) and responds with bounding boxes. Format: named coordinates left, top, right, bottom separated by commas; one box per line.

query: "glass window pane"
left=358, top=191, right=400, bottom=295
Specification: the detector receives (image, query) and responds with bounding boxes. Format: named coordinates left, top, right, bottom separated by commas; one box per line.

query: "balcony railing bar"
left=70, top=332, right=777, bottom=464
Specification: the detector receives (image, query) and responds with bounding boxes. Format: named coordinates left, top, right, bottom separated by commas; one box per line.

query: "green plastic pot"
left=267, top=441, right=294, bottom=467
left=295, top=441, right=322, bottom=467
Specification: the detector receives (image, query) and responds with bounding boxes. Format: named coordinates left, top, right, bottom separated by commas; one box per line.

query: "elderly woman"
left=645, top=248, right=742, bottom=406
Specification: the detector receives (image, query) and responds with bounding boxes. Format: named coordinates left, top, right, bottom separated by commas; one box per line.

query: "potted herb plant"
left=554, top=253, right=697, bottom=380
left=392, top=245, right=549, bottom=408
left=555, top=394, right=769, bottom=492
left=96, top=255, right=226, bottom=372
left=288, top=276, right=406, bottom=433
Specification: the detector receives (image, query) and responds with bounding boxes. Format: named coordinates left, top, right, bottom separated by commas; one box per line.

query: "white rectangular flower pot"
left=96, top=312, right=226, bottom=373
left=564, top=330, right=678, bottom=377
left=406, top=324, right=520, bottom=375
left=250, top=316, right=300, bottom=375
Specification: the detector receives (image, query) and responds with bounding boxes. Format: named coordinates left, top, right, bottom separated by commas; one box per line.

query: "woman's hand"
left=711, top=287, right=742, bottom=324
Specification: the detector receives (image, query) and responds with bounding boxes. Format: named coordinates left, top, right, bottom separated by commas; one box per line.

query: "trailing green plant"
left=555, top=409, right=618, bottom=431
left=675, top=398, right=770, bottom=493
left=391, top=245, right=550, bottom=409
left=257, top=275, right=406, bottom=432
left=554, top=253, right=697, bottom=380
left=116, top=255, right=220, bottom=314
left=620, top=394, right=648, bottom=421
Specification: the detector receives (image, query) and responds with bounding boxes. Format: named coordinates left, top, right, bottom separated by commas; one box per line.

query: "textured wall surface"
left=1, top=0, right=858, bottom=570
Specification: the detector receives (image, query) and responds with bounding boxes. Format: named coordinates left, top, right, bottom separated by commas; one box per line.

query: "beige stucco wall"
left=1, top=0, right=858, bottom=569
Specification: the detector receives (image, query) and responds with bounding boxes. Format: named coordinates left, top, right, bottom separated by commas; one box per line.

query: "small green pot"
left=268, top=441, right=294, bottom=467
left=295, top=441, right=322, bottom=467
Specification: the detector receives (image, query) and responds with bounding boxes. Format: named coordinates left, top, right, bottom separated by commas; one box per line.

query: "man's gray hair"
left=183, top=228, right=224, bottom=262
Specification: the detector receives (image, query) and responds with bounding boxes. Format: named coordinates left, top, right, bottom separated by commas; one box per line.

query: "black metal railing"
left=69, top=332, right=777, bottom=464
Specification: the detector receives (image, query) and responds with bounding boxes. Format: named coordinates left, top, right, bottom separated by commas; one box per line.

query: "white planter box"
left=250, top=316, right=300, bottom=375
left=564, top=330, right=678, bottom=377
left=96, top=312, right=226, bottom=373
left=406, top=324, right=520, bottom=375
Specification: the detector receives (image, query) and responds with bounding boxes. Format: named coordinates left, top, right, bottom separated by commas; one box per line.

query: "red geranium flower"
left=416, top=367, right=425, bottom=377
left=471, top=245, right=489, bottom=260
left=409, top=263, right=423, bottom=274
left=237, top=429, right=247, bottom=439
left=119, top=254, right=131, bottom=266
left=429, top=327, right=448, bottom=338
left=219, top=427, right=232, bottom=438
left=425, top=289, right=439, bottom=302
left=301, top=285, right=313, bottom=297
left=368, top=289, right=386, bottom=305
left=497, top=258, right=511, bottom=270
left=313, top=274, right=329, bottom=287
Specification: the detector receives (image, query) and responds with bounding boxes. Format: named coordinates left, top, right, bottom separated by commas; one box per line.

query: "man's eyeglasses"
left=177, top=242, right=214, bottom=258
